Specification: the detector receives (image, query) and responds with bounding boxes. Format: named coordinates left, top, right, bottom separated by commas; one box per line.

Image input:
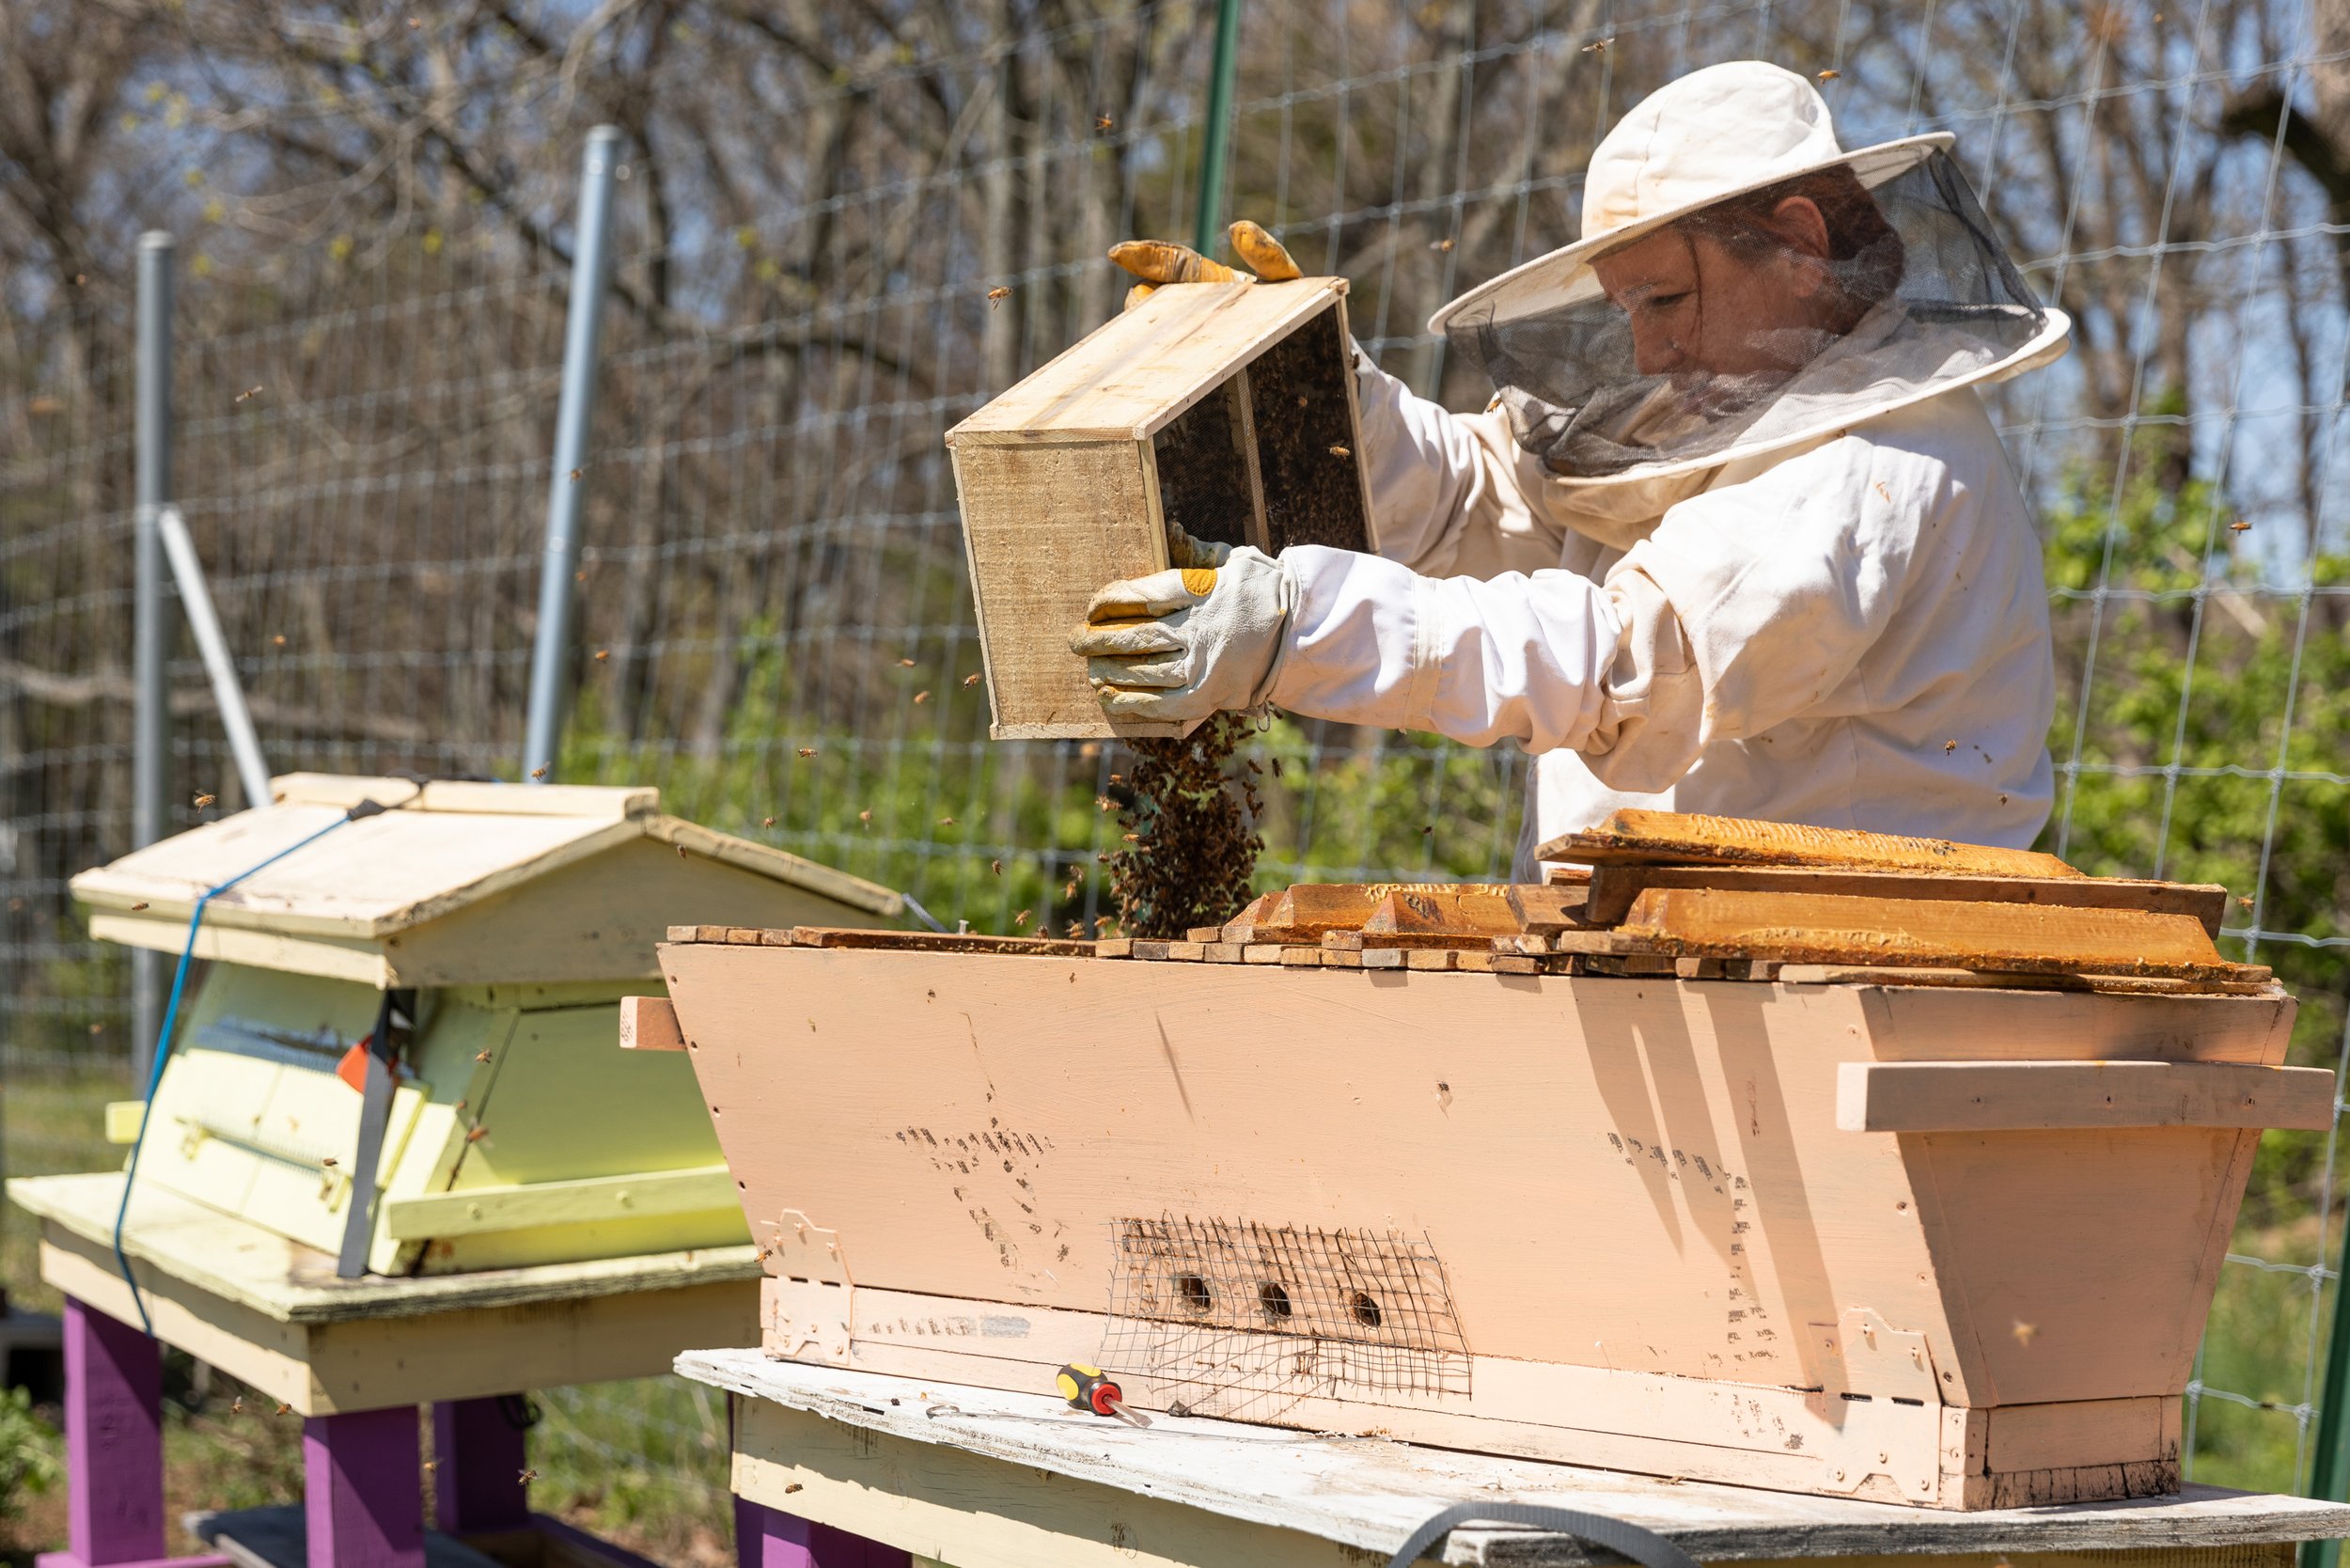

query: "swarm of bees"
left=1104, top=713, right=1263, bottom=938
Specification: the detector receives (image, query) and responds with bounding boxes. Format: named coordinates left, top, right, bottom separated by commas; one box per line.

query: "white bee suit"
left=1268, top=350, right=2058, bottom=878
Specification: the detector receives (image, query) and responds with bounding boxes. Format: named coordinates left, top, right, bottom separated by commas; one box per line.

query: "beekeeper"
left=1073, top=60, right=2071, bottom=876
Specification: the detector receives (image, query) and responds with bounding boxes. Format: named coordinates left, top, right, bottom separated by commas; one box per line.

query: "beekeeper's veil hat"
left=1431, top=61, right=2069, bottom=495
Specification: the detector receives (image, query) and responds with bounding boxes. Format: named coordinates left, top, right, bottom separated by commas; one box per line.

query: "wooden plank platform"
left=9, top=1172, right=760, bottom=1416
left=682, top=1350, right=2350, bottom=1568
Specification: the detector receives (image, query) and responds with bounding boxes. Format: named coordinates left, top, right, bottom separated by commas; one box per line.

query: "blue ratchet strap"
left=1385, top=1503, right=1703, bottom=1568
left=111, top=797, right=394, bottom=1334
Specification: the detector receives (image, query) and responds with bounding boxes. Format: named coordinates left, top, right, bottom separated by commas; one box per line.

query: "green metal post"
left=2305, top=1233, right=2350, bottom=1568
left=1192, top=0, right=1244, bottom=256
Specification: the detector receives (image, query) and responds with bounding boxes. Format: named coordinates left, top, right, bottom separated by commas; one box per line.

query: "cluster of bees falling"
left=1104, top=712, right=1265, bottom=939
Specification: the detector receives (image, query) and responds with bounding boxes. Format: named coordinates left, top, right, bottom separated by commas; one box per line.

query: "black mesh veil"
left=1444, top=150, right=2052, bottom=479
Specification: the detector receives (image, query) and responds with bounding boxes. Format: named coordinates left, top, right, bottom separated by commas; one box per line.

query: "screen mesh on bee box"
left=1100, top=1215, right=1470, bottom=1421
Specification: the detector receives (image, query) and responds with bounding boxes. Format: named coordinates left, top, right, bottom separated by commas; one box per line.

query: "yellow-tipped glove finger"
left=1228, top=221, right=1301, bottom=282
left=1164, top=524, right=1231, bottom=571
left=1121, top=282, right=1158, bottom=312
left=1108, top=240, right=1249, bottom=285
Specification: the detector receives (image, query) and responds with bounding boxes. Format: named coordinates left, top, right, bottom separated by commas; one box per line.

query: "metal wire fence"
left=4, top=0, right=2347, bottom=1537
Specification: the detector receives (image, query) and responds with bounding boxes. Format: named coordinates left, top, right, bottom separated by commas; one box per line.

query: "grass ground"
left=0, top=1064, right=2335, bottom=1563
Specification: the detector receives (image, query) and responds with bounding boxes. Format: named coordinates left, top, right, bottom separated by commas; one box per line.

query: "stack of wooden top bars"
left=707, top=809, right=2264, bottom=997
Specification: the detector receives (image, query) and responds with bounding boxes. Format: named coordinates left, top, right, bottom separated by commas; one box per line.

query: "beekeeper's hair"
left=1680, top=166, right=1906, bottom=318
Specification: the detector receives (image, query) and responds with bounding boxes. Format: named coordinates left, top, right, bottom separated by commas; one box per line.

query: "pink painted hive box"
left=652, top=819, right=2326, bottom=1510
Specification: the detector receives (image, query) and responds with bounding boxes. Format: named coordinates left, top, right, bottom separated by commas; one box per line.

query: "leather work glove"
left=1112, top=220, right=1302, bottom=311
left=1069, top=547, right=1296, bottom=724
left=1165, top=522, right=1230, bottom=571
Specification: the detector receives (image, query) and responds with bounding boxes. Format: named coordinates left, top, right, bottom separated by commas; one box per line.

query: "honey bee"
left=1095, top=114, right=1114, bottom=131
left=762, top=816, right=776, bottom=827
left=273, top=635, right=287, bottom=646
left=1945, top=739, right=1959, bottom=752
left=987, top=287, right=1013, bottom=308
left=1327, top=445, right=1350, bottom=458
left=1581, top=36, right=1612, bottom=52
left=1817, top=69, right=1841, bottom=81
left=475, top=1050, right=493, bottom=1063
left=518, top=1468, right=539, bottom=1484
left=594, top=649, right=610, bottom=661
left=276, top=1403, right=292, bottom=1416
left=1430, top=237, right=1455, bottom=252
left=568, top=467, right=582, bottom=480
left=1013, top=910, right=1032, bottom=928
left=321, top=1156, right=337, bottom=1168
left=913, top=689, right=931, bottom=704
left=466, top=1125, right=490, bottom=1143
left=530, top=766, right=547, bottom=779
left=899, top=657, right=916, bottom=666
left=858, top=809, right=873, bottom=823
left=938, top=815, right=956, bottom=826
left=2230, top=519, right=2251, bottom=533
left=232, top=1397, right=243, bottom=1414
left=194, top=792, right=216, bottom=808
left=423, top=1460, right=438, bottom=1473
left=963, top=672, right=981, bottom=686
left=235, top=384, right=264, bottom=403
left=132, top=902, right=149, bottom=911
left=992, top=859, right=1003, bottom=875
left=797, top=746, right=818, bottom=758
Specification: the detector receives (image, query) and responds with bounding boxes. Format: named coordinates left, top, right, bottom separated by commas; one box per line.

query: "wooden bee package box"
left=657, top=813, right=2329, bottom=1511
left=948, top=277, right=1377, bottom=740
left=63, top=772, right=901, bottom=1277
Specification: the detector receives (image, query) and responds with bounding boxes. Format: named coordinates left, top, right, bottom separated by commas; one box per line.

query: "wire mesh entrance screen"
left=1101, top=1215, right=1471, bottom=1420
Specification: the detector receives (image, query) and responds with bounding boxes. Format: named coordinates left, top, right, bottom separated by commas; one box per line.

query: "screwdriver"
left=1056, top=1363, right=1151, bottom=1428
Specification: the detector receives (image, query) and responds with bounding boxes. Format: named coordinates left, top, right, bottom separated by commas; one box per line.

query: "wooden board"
left=1615, top=887, right=2246, bottom=980
left=1837, top=1061, right=2336, bottom=1133
left=17, top=1172, right=760, bottom=1416
left=1585, top=865, right=2230, bottom=934
left=951, top=281, right=1346, bottom=441
left=688, top=1350, right=2350, bottom=1567
left=1542, top=811, right=2083, bottom=879
left=10, top=1171, right=760, bottom=1323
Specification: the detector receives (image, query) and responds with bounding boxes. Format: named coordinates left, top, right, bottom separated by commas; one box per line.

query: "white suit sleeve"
left=1263, top=428, right=1946, bottom=782
left=1267, top=545, right=1622, bottom=752
left=1352, top=353, right=1572, bottom=580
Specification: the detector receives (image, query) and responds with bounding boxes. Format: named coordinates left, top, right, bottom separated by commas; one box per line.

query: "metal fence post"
left=132, top=232, right=174, bottom=1087
left=521, top=124, right=623, bottom=785
left=1191, top=0, right=1243, bottom=255
left=2305, top=1247, right=2350, bottom=1568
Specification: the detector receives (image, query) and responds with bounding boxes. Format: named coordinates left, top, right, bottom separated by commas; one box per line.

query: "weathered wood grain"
left=1543, top=810, right=2082, bottom=879
left=1585, top=864, right=2228, bottom=932
left=1616, top=887, right=2246, bottom=980
left=783, top=927, right=1097, bottom=957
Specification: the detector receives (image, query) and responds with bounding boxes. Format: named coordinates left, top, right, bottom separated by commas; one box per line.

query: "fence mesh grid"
left=3, top=0, right=2346, bottom=1538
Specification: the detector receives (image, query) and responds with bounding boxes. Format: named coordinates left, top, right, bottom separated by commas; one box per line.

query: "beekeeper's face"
left=1590, top=196, right=1838, bottom=383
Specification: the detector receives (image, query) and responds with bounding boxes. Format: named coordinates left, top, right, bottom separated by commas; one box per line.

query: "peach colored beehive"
left=655, top=817, right=2327, bottom=1510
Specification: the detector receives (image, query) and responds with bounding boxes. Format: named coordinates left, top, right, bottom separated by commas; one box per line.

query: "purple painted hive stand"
left=45, top=1297, right=687, bottom=1568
